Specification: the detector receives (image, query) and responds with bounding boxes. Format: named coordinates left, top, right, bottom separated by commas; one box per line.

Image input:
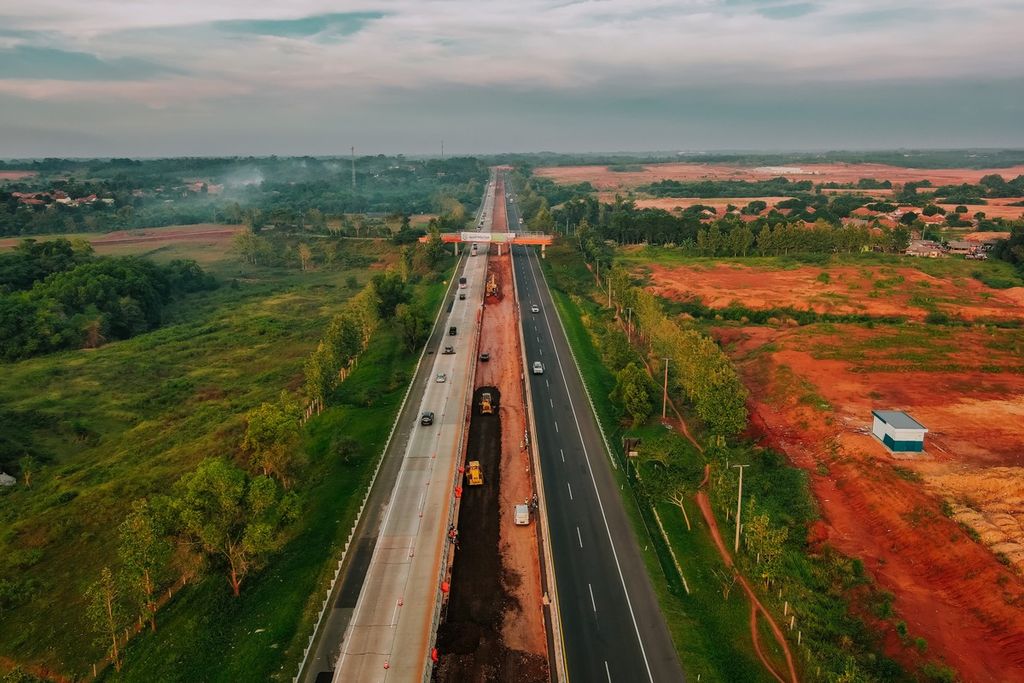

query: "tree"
left=242, top=392, right=302, bottom=487
left=118, top=499, right=170, bottom=632
left=172, top=458, right=279, bottom=597
left=18, top=455, right=37, bottom=488
left=369, top=271, right=408, bottom=318
left=743, top=500, right=789, bottom=585
left=297, top=243, right=313, bottom=272
left=610, top=362, right=653, bottom=427
left=86, top=566, right=125, bottom=671
left=394, top=303, right=429, bottom=352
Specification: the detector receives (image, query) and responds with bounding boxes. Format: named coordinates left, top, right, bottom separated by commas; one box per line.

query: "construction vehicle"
left=485, top=272, right=499, bottom=298
left=479, top=392, right=494, bottom=415
left=466, top=461, right=483, bottom=486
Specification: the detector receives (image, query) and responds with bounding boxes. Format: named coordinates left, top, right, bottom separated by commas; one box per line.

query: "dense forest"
left=0, top=239, right=216, bottom=360
left=0, top=156, right=489, bottom=236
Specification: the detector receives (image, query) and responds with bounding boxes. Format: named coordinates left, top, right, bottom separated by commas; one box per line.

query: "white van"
left=514, top=504, right=530, bottom=525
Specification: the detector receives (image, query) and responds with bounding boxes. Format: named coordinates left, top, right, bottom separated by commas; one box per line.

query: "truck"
left=479, top=392, right=493, bottom=415
left=466, top=461, right=483, bottom=486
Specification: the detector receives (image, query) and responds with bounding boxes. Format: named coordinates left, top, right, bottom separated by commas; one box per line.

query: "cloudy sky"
left=1, top=0, right=1022, bottom=157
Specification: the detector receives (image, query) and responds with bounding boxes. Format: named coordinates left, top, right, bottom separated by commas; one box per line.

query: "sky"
left=1, top=0, right=1023, bottom=157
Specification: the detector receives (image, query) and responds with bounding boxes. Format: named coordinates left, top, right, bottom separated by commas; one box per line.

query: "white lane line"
left=523, top=248, right=655, bottom=682
left=550, top=398, right=554, bottom=408
left=588, top=583, right=597, bottom=612
left=545, top=379, right=549, bottom=388
left=605, top=661, right=612, bottom=682
left=391, top=599, right=401, bottom=626
left=539, top=347, right=544, bottom=356
left=537, top=335, right=541, bottom=343
left=577, top=526, right=583, bottom=548
left=555, top=421, right=559, bottom=433
left=560, top=448, right=565, bottom=462
left=567, top=482, right=573, bottom=500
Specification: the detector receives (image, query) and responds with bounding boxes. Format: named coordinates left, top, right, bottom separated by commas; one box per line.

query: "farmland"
left=626, top=246, right=1024, bottom=682
left=536, top=161, right=1024, bottom=192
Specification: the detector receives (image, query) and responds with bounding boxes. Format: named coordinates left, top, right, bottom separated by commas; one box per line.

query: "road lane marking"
left=577, top=526, right=583, bottom=548
left=567, top=482, right=573, bottom=500
left=550, top=398, right=554, bottom=408
left=554, top=421, right=559, bottom=433
left=589, top=583, right=597, bottom=612
left=522, top=248, right=656, bottom=682
left=560, top=448, right=565, bottom=462
left=545, top=379, right=549, bottom=388
left=605, top=661, right=612, bottom=682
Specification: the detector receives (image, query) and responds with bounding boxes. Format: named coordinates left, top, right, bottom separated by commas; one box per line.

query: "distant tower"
left=351, top=146, right=355, bottom=189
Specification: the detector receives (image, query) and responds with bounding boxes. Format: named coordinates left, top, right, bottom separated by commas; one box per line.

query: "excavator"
left=466, top=461, right=484, bottom=486
left=485, top=272, right=499, bottom=298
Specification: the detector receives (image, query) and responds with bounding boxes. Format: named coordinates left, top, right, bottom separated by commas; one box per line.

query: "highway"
left=507, top=183, right=685, bottom=683
left=304, top=175, right=496, bottom=683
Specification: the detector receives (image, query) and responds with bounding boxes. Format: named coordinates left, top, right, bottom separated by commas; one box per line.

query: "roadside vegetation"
left=538, top=240, right=959, bottom=682
left=0, top=231, right=454, bottom=681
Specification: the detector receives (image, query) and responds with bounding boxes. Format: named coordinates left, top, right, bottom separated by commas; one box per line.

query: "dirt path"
left=695, top=489, right=799, bottom=683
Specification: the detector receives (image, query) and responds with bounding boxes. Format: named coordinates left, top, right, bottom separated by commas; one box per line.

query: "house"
left=947, top=240, right=978, bottom=256
left=0, top=471, right=15, bottom=487
left=905, top=240, right=943, bottom=258
left=872, top=411, right=927, bottom=453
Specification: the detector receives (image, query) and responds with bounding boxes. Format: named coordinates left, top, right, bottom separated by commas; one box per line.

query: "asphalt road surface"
left=507, top=188, right=685, bottom=683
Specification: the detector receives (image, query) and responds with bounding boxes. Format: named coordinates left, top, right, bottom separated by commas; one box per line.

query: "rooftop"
left=873, top=410, right=927, bottom=431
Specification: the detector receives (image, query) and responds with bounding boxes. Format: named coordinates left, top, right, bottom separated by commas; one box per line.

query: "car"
left=420, top=411, right=434, bottom=426
left=443, top=345, right=454, bottom=355
left=449, top=326, right=457, bottom=336
left=530, top=304, right=540, bottom=314
left=532, top=361, right=544, bottom=375
left=459, top=293, right=466, bottom=300
left=479, top=352, right=490, bottom=362
left=436, top=373, right=447, bottom=383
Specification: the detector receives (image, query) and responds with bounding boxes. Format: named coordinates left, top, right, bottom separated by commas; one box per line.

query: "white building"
left=871, top=410, right=927, bottom=453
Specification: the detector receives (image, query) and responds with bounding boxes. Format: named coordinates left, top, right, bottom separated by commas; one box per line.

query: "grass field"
left=0, top=236, right=451, bottom=679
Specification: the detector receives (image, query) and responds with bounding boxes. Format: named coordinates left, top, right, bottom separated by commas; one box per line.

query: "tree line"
left=0, top=239, right=216, bottom=361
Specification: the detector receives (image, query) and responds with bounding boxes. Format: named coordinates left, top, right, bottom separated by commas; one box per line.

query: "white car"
left=530, top=304, right=540, bottom=314
left=514, top=504, right=530, bottom=525
left=532, top=361, right=544, bottom=375
left=436, top=372, right=447, bottom=383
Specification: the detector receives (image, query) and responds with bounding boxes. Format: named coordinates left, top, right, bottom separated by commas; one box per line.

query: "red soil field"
left=644, top=262, right=1024, bottom=322
left=717, top=323, right=1024, bottom=682
left=0, top=171, right=36, bottom=180
left=536, top=162, right=1024, bottom=191
left=0, top=224, right=241, bottom=251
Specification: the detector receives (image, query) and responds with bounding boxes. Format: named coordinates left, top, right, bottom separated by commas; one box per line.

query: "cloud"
left=212, top=11, right=387, bottom=39
left=0, top=1, right=1022, bottom=154
left=0, top=45, right=181, bottom=80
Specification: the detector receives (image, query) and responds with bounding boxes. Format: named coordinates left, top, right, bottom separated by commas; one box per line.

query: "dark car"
left=420, top=411, right=434, bottom=426
left=459, top=293, right=466, bottom=300
left=479, top=352, right=490, bottom=362
left=443, top=345, right=454, bottom=355
left=449, top=326, right=457, bottom=336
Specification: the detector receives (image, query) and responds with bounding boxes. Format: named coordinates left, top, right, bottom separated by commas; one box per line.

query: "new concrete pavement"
left=507, top=185, right=685, bottom=683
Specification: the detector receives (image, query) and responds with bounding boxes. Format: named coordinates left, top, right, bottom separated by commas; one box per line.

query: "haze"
left=1, top=0, right=1023, bottom=157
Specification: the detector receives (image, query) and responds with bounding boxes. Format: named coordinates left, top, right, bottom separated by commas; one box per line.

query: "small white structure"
left=0, top=471, right=16, bottom=487
left=871, top=410, right=927, bottom=453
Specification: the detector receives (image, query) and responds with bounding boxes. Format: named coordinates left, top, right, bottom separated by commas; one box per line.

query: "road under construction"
left=304, top=170, right=683, bottom=683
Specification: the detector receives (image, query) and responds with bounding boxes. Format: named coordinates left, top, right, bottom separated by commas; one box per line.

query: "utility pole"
left=662, top=358, right=670, bottom=419
left=350, top=146, right=356, bottom=189
left=733, top=464, right=750, bottom=554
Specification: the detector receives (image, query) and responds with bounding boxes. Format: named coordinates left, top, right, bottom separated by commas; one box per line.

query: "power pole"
left=733, top=464, right=750, bottom=554
left=662, top=358, right=670, bottom=419
left=350, top=146, right=355, bottom=189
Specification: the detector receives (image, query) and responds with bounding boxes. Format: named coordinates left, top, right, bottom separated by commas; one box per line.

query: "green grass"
left=0, top=239, right=445, bottom=678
